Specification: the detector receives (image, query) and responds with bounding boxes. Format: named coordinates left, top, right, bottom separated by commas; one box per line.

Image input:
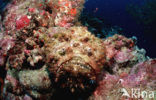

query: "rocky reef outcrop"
left=0, top=0, right=155, bottom=100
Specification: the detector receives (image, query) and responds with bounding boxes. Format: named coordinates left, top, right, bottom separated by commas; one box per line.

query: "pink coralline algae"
left=0, top=36, right=15, bottom=66
left=92, top=60, right=156, bottom=100
left=104, top=34, right=134, bottom=61
left=46, top=0, right=84, bottom=27
left=0, top=0, right=155, bottom=100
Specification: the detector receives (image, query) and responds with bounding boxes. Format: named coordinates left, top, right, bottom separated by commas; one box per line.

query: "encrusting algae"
left=0, top=0, right=155, bottom=100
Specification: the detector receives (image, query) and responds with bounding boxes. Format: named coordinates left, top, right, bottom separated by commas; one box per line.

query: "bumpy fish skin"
left=44, top=27, right=106, bottom=94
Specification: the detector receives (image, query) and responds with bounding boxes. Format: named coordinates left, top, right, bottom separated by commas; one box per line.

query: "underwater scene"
left=0, top=0, right=156, bottom=100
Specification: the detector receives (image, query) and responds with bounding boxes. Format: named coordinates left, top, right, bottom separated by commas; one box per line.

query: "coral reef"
left=0, top=0, right=155, bottom=100
left=91, top=59, right=156, bottom=100
left=103, top=34, right=148, bottom=75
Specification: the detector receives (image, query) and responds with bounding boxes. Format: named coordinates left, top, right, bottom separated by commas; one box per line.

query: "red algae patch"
left=16, top=15, right=30, bottom=29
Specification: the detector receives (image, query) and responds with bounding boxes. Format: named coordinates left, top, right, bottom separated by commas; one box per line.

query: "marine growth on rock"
left=0, top=0, right=155, bottom=100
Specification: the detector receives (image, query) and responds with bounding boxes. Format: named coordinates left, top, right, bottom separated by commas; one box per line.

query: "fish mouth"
left=54, top=56, right=97, bottom=93
left=59, top=56, right=95, bottom=77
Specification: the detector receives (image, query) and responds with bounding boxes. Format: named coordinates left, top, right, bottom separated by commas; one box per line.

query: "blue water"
left=0, top=0, right=156, bottom=57
left=84, top=0, right=156, bottom=57
left=0, top=0, right=8, bottom=11
left=84, top=0, right=143, bottom=35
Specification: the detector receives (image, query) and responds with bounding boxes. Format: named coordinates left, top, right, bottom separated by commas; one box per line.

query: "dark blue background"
left=0, top=0, right=156, bottom=57
left=83, top=0, right=156, bottom=58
